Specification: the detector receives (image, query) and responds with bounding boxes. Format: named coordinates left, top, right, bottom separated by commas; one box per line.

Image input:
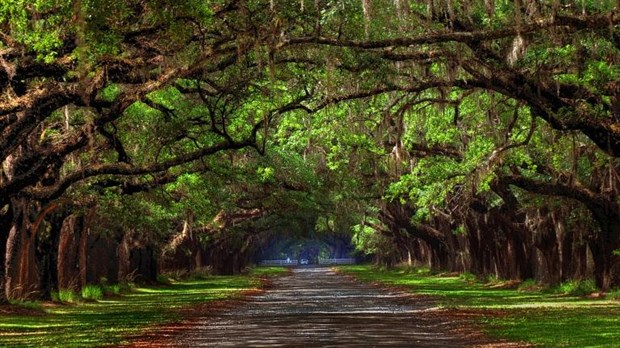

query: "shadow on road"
left=167, top=268, right=510, bottom=347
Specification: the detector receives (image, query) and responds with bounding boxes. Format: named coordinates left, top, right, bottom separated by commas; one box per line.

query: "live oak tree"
left=267, top=0, right=620, bottom=289
left=0, top=0, right=306, bottom=301
left=280, top=0, right=620, bottom=289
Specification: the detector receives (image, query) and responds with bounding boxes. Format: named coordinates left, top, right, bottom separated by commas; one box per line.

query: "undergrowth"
left=81, top=285, right=104, bottom=301
left=555, top=279, right=597, bottom=296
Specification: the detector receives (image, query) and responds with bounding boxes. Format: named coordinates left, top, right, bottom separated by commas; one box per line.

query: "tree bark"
left=589, top=208, right=620, bottom=291
left=4, top=198, right=40, bottom=299
left=35, top=211, right=64, bottom=300
left=57, top=214, right=83, bottom=290
left=0, top=204, right=12, bottom=303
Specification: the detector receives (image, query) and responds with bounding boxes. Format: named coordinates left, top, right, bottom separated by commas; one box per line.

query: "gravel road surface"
left=172, top=267, right=501, bottom=347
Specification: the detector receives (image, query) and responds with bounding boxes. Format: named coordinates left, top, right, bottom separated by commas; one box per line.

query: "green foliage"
left=386, top=156, right=465, bottom=220
left=351, top=223, right=380, bottom=255
left=257, top=166, right=275, bottom=183
left=103, top=284, right=122, bottom=296
left=97, top=84, right=123, bottom=103
left=81, top=285, right=104, bottom=301
left=608, top=288, right=620, bottom=301
left=351, top=220, right=400, bottom=266
left=556, top=279, right=598, bottom=296
left=452, top=224, right=466, bottom=235
left=458, top=272, right=476, bottom=283
left=93, top=190, right=175, bottom=240
left=57, top=289, right=81, bottom=304
left=517, top=279, right=543, bottom=292
left=0, top=0, right=71, bottom=61
left=161, top=266, right=214, bottom=281
left=156, top=274, right=173, bottom=284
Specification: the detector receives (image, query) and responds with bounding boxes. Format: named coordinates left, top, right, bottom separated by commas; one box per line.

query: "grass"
left=338, top=265, right=620, bottom=347
left=57, top=289, right=81, bottom=304
left=0, top=267, right=286, bottom=348
left=81, top=285, right=104, bottom=301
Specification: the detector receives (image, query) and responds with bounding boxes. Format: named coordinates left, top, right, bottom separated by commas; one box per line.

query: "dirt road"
left=171, top=267, right=506, bottom=347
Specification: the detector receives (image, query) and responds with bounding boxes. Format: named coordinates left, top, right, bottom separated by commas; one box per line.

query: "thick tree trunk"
left=4, top=223, right=20, bottom=299
left=0, top=204, right=13, bottom=304
left=465, top=218, right=484, bottom=275
left=118, top=231, right=158, bottom=283
left=4, top=198, right=39, bottom=299
left=117, top=232, right=131, bottom=283
left=589, top=207, right=620, bottom=291
left=78, top=224, right=89, bottom=288
left=129, top=245, right=158, bottom=283
left=57, top=214, right=83, bottom=290
left=564, top=225, right=589, bottom=281
left=35, top=213, right=63, bottom=300
left=406, top=245, right=413, bottom=268
left=86, top=235, right=119, bottom=284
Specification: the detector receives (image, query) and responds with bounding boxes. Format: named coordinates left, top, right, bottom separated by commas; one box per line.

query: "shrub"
left=189, top=266, right=213, bottom=279
left=81, top=285, right=104, bottom=301
left=459, top=272, right=477, bottom=283
left=58, top=289, right=81, bottom=303
left=163, top=269, right=189, bottom=281
left=156, top=274, right=172, bottom=284
left=485, top=274, right=501, bottom=284
left=119, top=282, right=135, bottom=293
left=557, top=279, right=598, bottom=296
left=51, top=291, right=60, bottom=302
left=607, top=288, right=620, bottom=300
left=518, top=279, right=540, bottom=292
left=103, top=284, right=122, bottom=295
left=162, top=266, right=214, bottom=281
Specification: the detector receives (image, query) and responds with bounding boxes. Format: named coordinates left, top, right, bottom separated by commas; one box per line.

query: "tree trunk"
left=129, top=245, right=158, bottom=283
left=4, top=198, right=39, bottom=299
left=0, top=203, right=13, bottom=304
left=465, top=218, right=484, bottom=275
left=406, top=245, right=413, bottom=268
left=4, top=224, right=20, bottom=299
left=117, top=232, right=131, bottom=283
left=35, top=213, right=63, bottom=300
left=57, top=214, right=83, bottom=290
left=78, top=224, right=88, bottom=288
left=589, top=208, right=620, bottom=291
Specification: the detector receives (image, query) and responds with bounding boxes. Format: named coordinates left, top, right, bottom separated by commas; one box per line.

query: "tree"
left=0, top=0, right=306, bottom=300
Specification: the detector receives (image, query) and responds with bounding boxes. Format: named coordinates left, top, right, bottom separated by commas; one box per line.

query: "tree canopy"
left=2, top=0, right=620, bottom=301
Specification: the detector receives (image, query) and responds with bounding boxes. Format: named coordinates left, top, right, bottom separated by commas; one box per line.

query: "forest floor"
left=128, top=267, right=523, bottom=347
left=339, top=265, right=620, bottom=348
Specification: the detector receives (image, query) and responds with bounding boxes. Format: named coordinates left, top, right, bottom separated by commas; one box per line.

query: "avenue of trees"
left=2, top=0, right=620, bottom=302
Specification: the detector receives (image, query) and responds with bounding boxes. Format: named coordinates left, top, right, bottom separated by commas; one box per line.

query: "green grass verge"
left=338, top=265, right=620, bottom=347
left=0, top=267, right=286, bottom=348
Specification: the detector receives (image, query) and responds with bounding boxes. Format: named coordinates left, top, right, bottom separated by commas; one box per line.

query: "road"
left=172, top=267, right=504, bottom=347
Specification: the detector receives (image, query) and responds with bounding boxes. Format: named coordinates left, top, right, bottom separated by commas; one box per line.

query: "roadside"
left=337, top=265, right=620, bottom=347
left=0, top=267, right=287, bottom=348
left=124, top=267, right=291, bottom=347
